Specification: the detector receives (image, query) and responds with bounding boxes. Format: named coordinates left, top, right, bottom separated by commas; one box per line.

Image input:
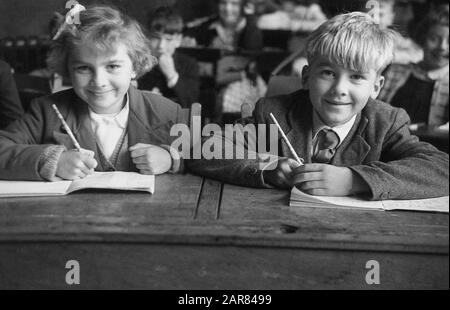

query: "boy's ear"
left=301, top=65, right=309, bottom=89
left=370, top=75, right=385, bottom=99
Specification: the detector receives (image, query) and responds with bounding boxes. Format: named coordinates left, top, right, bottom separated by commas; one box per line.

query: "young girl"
left=0, top=5, right=183, bottom=181
left=379, top=10, right=449, bottom=126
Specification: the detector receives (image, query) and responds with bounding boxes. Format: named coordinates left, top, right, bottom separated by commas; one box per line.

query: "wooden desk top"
left=1, top=175, right=447, bottom=255
left=0, top=174, right=448, bottom=289
left=0, top=174, right=204, bottom=242
left=216, top=183, right=449, bottom=254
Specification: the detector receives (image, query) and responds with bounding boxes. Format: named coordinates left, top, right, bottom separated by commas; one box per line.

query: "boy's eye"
left=351, top=74, right=365, bottom=80
left=74, top=66, right=90, bottom=73
left=428, top=35, right=439, bottom=43
left=320, top=70, right=335, bottom=77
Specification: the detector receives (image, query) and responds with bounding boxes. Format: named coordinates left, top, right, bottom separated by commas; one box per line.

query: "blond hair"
left=306, top=12, right=397, bottom=73
left=47, top=5, right=156, bottom=78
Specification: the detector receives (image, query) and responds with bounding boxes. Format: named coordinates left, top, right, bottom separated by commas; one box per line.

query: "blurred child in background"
left=138, top=7, right=199, bottom=108
left=379, top=9, right=448, bottom=126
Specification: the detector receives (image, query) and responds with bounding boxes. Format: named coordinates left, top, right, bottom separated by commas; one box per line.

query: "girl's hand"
left=129, top=143, right=172, bottom=175
left=56, top=149, right=97, bottom=180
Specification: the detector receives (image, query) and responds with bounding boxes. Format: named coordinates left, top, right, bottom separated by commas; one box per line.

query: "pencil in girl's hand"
left=269, top=113, right=304, bottom=165
left=51, top=104, right=82, bottom=151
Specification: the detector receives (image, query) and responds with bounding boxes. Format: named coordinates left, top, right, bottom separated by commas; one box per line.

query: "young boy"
left=187, top=12, right=449, bottom=200
left=138, top=7, right=199, bottom=108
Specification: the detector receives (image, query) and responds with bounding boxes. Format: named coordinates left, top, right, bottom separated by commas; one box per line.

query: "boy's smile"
left=302, top=56, right=384, bottom=127
left=68, top=43, right=136, bottom=114
left=423, top=25, right=449, bottom=70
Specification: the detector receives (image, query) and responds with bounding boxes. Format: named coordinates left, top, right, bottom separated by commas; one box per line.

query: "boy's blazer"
left=187, top=89, right=449, bottom=200
left=138, top=52, right=200, bottom=109
left=0, top=86, right=183, bottom=181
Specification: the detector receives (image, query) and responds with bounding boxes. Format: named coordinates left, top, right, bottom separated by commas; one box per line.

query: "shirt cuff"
left=259, top=159, right=278, bottom=188
left=255, top=153, right=280, bottom=188
left=38, top=145, right=67, bottom=181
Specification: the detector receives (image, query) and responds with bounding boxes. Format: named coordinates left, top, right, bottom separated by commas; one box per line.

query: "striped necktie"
left=312, top=128, right=340, bottom=163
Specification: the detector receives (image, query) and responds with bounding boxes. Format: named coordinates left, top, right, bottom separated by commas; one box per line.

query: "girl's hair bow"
left=52, top=3, right=86, bottom=40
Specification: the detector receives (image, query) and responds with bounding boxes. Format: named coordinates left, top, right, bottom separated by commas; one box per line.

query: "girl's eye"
left=107, top=64, right=121, bottom=70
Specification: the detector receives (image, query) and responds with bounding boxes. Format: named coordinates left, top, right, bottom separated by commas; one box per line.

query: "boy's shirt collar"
left=209, top=18, right=247, bottom=33
left=209, top=18, right=247, bottom=50
left=312, top=109, right=357, bottom=147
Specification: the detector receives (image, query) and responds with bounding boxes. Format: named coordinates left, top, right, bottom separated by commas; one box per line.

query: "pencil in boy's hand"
left=269, top=113, right=304, bottom=165
left=51, top=104, right=82, bottom=151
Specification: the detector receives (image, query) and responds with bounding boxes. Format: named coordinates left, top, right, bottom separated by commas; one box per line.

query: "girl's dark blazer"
left=0, top=86, right=183, bottom=181
left=187, top=89, right=449, bottom=200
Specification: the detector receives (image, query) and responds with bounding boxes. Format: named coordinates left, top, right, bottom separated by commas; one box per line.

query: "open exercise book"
left=290, top=187, right=449, bottom=213
left=0, top=172, right=155, bottom=198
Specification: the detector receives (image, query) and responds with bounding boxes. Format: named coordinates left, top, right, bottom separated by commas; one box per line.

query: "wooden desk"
left=0, top=175, right=448, bottom=289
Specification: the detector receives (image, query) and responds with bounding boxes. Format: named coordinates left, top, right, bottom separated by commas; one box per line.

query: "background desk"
left=0, top=175, right=448, bottom=289
left=411, top=126, right=449, bottom=153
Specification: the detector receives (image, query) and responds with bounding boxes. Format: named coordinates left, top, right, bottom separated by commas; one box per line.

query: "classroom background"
left=0, top=0, right=448, bottom=151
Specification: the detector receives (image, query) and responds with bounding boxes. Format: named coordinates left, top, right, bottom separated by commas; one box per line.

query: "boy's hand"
left=129, top=143, right=172, bottom=175
left=56, top=149, right=97, bottom=180
left=243, top=1, right=256, bottom=15
left=262, top=158, right=302, bottom=189
left=158, top=54, right=178, bottom=81
left=292, top=164, right=369, bottom=196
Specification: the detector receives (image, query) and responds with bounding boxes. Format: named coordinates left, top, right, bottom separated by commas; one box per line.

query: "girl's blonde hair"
left=306, top=12, right=398, bottom=74
left=47, top=5, right=156, bottom=78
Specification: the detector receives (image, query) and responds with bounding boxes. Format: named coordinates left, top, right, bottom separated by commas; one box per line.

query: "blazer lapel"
left=331, top=114, right=371, bottom=165
left=72, top=97, right=98, bottom=158
left=127, top=86, right=175, bottom=147
left=282, top=92, right=313, bottom=163
left=52, top=131, right=74, bottom=148
left=52, top=95, right=97, bottom=160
